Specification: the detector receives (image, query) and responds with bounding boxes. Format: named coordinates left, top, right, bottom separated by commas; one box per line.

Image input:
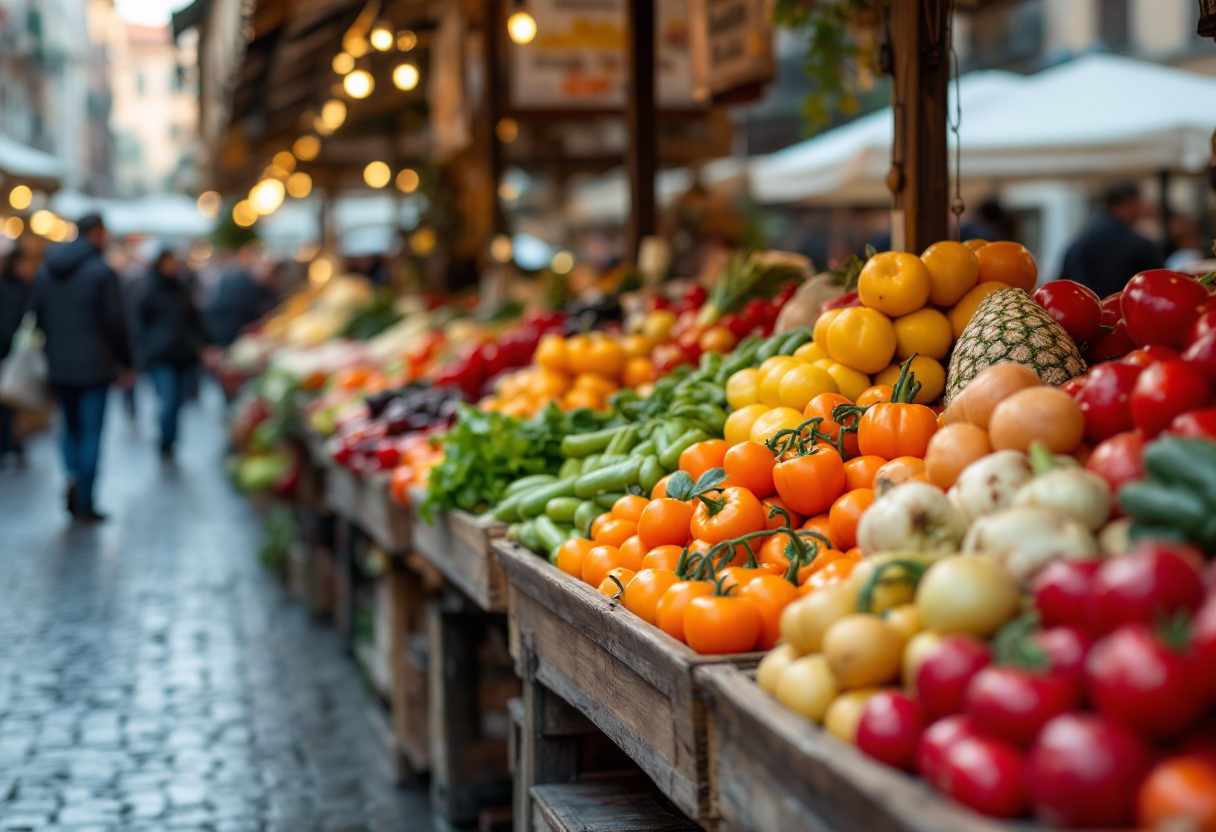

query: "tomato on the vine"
left=690, top=486, right=766, bottom=545
left=773, top=447, right=846, bottom=517
left=1184, top=330, right=1216, bottom=386
left=721, top=441, right=777, bottom=498
left=683, top=592, right=761, bottom=654
left=1100, top=291, right=1124, bottom=326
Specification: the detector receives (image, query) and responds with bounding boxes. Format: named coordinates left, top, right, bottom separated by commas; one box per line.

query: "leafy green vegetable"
left=421, top=402, right=610, bottom=520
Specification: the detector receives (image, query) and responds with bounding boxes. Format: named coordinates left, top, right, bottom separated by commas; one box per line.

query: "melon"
left=945, top=288, right=1086, bottom=406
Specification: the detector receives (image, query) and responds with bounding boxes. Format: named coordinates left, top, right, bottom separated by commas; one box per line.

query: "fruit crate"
left=697, top=664, right=1016, bottom=832
left=324, top=465, right=411, bottom=555
left=409, top=488, right=509, bottom=613
left=495, top=540, right=763, bottom=831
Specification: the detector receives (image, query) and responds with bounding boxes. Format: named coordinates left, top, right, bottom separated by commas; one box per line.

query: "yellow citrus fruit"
left=827, top=307, right=897, bottom=375
left=749, top=407, right=806, bottom=446
left=858, top=252, right=932, bottom=318
left=758, top=358, right=803, bottom=408
left=726, top=368, right=761, bottom=410
left=535, top=334, right=567, bottom=372
left=963, top=239, right=989, bottom=252
left=976, top=241, right=1038, bottom=294
left=948, top=281, right=1011, bottom=339
left=920, top=241, right=980, bottom=307
left=778, top=364, right=839, bottom=411
left=793, top=341, right=829, bottom=364
left=814, top=308, right=844, bottom=356
left=725, top=404, right=771, bottom=447
left=893, top=307, right=953, bottom=361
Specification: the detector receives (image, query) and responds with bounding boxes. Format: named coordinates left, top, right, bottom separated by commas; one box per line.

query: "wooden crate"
left=391, top=562, right=436, bottom=773
left=496, top=540, right=762, bottom=830
left=324, top=465, right=411, bottom=555
left=698, top=665, right=1015, bottom=832
left=409, top=488, right=509, bottom=613
left=531, top=779, right=701, bottom=832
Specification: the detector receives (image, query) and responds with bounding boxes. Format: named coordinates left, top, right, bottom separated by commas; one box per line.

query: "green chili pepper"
left=574, top=457, right=644, bottom=499
left=504, top=474, right=557, bottom=498
left=545, top=497, right=582, bottom=524
left=534, top=515, right=568, bottom=555
left=517, top=477, right=579, bottom=519
left=639, top=455, right=665, bottom=494
left=517, top=519, right=541, bottom=552
left=573, top=500, right=602, bottom=534
left=561, top=425, right=629, bottom=459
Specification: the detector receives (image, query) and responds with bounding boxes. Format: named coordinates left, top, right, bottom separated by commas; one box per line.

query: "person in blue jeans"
left=134, top=250, right=201, bottom=459
left=28, top=214, right=132, bottom=522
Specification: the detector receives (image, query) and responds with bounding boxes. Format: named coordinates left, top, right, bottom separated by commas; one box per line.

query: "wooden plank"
left=410, top=489, right=509, bottom=612
left=358, top=471, right=412, bottom=555
left=497, top=539, right=760, bottom=826
left=390, top=564, right=432, bottom=773
left=625, top=0, right=657, bottom=258
left=698, top=665, right=1017, bottom=832
left=531, top=779, right=700, bottom=832
left=427, top=600, right=518, bottom=824
left=515, top=675, right=583, bottom=832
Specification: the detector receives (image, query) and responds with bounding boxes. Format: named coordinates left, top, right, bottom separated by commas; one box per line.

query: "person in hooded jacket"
left=28, top=214, right=132, bottom=521
left=0, top=245, right=35, bottom=465
left=134, top=249, right=201, bottom=459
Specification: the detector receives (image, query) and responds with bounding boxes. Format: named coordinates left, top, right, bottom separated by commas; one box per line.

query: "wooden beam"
left=625, top=0, right=657, bottom=261
left=889, top=0, right=950, bottom=253
left=485, top=0, right=505, bottom=236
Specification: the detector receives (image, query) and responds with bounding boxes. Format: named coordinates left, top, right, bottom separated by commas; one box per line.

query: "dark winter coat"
left=136, top=272, right=202, bottom=368
left=204, top=267, right=278, bottom=347
left=28, top=236, right=131, bottom=386
left=0, top=274, right=30, bottom=363
left=1060, top=213, right=1164, bottom=298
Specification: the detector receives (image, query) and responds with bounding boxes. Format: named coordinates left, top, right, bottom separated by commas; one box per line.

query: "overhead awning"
left=0, top=132, right=64, bottom=190
left=750, top=54, right=1216, bottom=207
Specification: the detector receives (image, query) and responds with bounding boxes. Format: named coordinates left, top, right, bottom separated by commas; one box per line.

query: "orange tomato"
left=563, top=388, right=603, bottom=410
left=772, top=448, right=846, bottom=517
left=389, top=465, right=415, bottom=505
left=739, top=574, right=800, bottom=650
left=690, top=487, right=766, bottom=544
left=598, top=567, right=636, bottom=597
left=921, top=240, right=980, bottom=308
left=535, top=334, right=568, bottom=372
left=856, top=385, right=893, bottom=406
left=857, top=251, right=932, bottom=318
left=589, top=513, right=611, bottom=539
left=642, top=544, right=686, bottom=572
left=656, top=581, right=714, bottom=643
left=799, top=558, right=858, bottom=595
left=623, top=356, right=655, bottom=388
left=801, top=514, right=835, bottom=551
left=555, top=538, right=595, bottom=578
left=758, top=532, right=795, bottom=573
left=584, top=337, right=627, bottom=378
left=612, top=494, right=650, bottom=523
left=683, top=594, right=762, bottom=654
left=622, top=568, right=682, bottom=625
left=679, top=439, right=730, bottom=480
left=637, top=498, right=695, bottom=549
left=843, top=455, right=887, bottom=491
left=803, top=392, right=860, bottom=457
left=963, top=238, right=989, bottom=252
left=582, top=545, right=622, bottom=587
left=976, top=240, right=1037, bottom=293
left=722, top=441, right=777, bottom=498
left=650, top=474, right=673, bottom=499
left=761, top=496, right=804, bottom=530
left=828, top=488, right=875, bottom=552
left=924, top=423, right=991, bottom=489
left=873, top=456, right=927, bottom=494
left=616, top=535, right=647, bottom=571
left=594, top=518, right=638, bottom=549
left=857, top=401, right=939, bottom=459
left=1138, top=754, right=1216, bottom=832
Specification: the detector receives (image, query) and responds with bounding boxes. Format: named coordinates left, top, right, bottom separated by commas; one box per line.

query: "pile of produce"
left=451, top=245, right=1216, bottom=831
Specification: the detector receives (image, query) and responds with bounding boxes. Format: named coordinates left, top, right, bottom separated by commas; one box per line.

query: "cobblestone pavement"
left=0, top=383, right=435, bottom=832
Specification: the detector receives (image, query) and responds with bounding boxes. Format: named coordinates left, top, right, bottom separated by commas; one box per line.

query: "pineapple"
left=945, top=288, right=1086, bottom=405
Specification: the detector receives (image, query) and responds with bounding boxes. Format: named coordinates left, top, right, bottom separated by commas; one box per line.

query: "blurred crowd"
left=0, top=214, right=287, bottom=521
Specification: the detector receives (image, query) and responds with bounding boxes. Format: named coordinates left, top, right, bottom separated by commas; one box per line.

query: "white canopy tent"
left=0, top=132, right=63, bottom=190
left=750, top=54, right=1216, bottom=207
left=564, top=157, right=750, bottom=227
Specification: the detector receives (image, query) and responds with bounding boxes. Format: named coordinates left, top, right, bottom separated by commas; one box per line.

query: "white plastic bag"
left=0, top=313, right=48, bottom=410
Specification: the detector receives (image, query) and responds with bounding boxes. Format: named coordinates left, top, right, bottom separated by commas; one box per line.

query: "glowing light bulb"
left=395, top=168, right=420, bottom=193
left=490, top=233, right=513, bottom=263
left=392, top=64, right=419, bottom=91
left=232, top=200, right=258, bottom=227
left=369, top=25, right=393, bottom=51
left=197, top=190, right=221, bottom=217
left=363, top=161, right=391, bottom=189
left=332, top=52, right=355, bottom=74
left=8, top=185, right=32, bottom=210
left=29, top=210, right=55, bottom=236
left=286, top=171, right=312, bottom=198
left=343, top=70, right=373, bottom=99
left=293, top=135, right=321, bottom=161
left=249, top=179, right=285, bottom=215
left=508, top=11, right=537, bottom=45
left=321, top=99, right=347, bottom=129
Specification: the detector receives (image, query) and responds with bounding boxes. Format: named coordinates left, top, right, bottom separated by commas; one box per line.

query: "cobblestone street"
left=0, top=384, right=433, bottom=832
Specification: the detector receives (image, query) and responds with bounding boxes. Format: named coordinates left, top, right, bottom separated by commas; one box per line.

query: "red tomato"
left=822, top=290, right=863, bottom=311
left=856, top=691, right=924, bottom=772
left=965, top=666, right=1080, bottom=747
left=1086, top=623, right=1209, bottom=739
left=1075, top=361, right=1143, bottom=443
left=1192, top=593, right=1216, bottom=701
left=1027, top=712, right=1150, bottom=828
left=938, top=733, right=1029, bottom=818
left=1122, top=344, right=1180, bottom=367
left=651, top=343, right=693, bottom=374
left=683, top=283, right=708, bottom=308
left=1122, top=269, right=1210, bottom=349
left=1087, top=540, right=1206, bottom=636
left=1035, top=280, right=1102, bottom=344
left=1190, top=308, right=1216, bottom=346
left=1034, top=559, right=1102, bottom=629
left=1084, top=319, right=1137, bottom=364
left=917, top=714, right=974, bottom=788
left=1170, top=406, right=1216, bottom=440
left=1032, top=624, right=1093, bottom=696
left=1100, top=291, right=1124, bottom=326
left=1085, top=430, right=1145, bottom=494
left=1129, top=359, right=1212, bottom=437
left=1184, top=330, right=1216, bottom=386
left=916, top=635, right=992, bottom=722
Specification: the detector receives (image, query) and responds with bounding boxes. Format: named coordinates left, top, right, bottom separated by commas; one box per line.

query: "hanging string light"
left=363, top=161, right=391, bottom=188
left=321, top=99, right=347, bottom=130
left=369, top=22, right=393, bottom=51
left=286, top=171, right=313, bottom=198
left=393, top=63, right=419, bottom=91
left=332, top=52, right=355, bottom=74
left=507, top=2, right=537, bottom=45
left=197, top=191, right=221, bottom=217
left=8, top=185, right=32, bottom=210
left=272, top=151, right=296, bottom=172
left=397, top=30, right=417, bottom=51
left=396, top=168, right=420, bottom=193
left=293, top=135, right=321, bottom=161
left=232, top=201, right=257, bottom=227
left=343, top=70, right=373, bottom=99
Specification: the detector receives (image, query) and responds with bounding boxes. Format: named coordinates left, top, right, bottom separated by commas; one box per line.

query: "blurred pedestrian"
left=0, top=245, right=35, bottom=467
left=203, top=246, right=278, bottom=347
left=1164, top=215, right=1207, bottom=272
left=1060, top=182, right=1163, bottom=297
left=134, top=249, right=201, bottom=460
left=28, top=214, right=132, bottom=522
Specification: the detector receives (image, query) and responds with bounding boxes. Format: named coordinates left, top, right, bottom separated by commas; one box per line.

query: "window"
left=136, top=73, right=145, bottom=95
left=966, top=0, right=1045, bottom=71
left=1099, top=0, right=1130, bottom=50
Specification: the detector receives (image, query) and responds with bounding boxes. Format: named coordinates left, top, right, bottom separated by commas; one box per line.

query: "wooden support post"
left=889, top=0, right=951, bottom=253
left=484, top=0, right=505, bottom=237
left=626, top=0, right=657, bottom=261
left=514, top=670, right=591, bottom=832
left=332, top=517, right=356, bottom=641
left=390, top=563, right=430, bottom=775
